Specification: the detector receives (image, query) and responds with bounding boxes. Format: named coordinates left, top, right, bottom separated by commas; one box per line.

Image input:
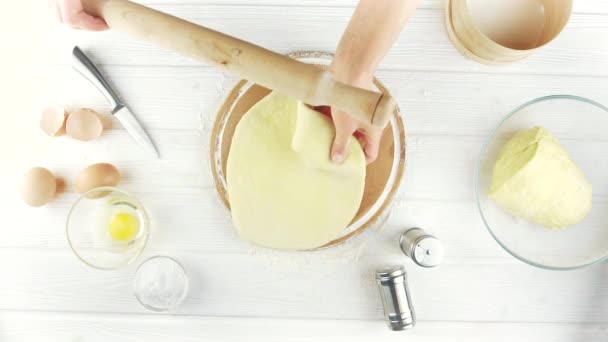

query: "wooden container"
left=445, top=0, right=572, bottom=64
left=209, top=52, right=406, bottom=249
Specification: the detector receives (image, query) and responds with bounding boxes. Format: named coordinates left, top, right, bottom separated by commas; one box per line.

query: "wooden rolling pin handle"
left=82, top=0, right=395, bottom=129
left=373, top=94, right=396, bottom=128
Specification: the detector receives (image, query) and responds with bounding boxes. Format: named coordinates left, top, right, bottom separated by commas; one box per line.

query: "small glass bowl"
left=133, top=255, right=189, bottom=312
left=475, top=95, right=608, bottom=270
left=67, top=187, right=149, bottom=270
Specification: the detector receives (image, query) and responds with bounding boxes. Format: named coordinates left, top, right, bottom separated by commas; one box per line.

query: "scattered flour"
left=248, top=237, right=369, bottom=268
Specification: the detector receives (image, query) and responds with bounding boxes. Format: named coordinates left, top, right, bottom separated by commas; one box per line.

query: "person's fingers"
left=59, top=0, right=109, bottom=30
left=313, top=105, right=332, bottom=117
left=356, top=125, right=383, bottom=164
left=331, top=110, right=357, bottom=164
left=331, top=125, right=353, bottom=164
left=74, top=13, right=109, bottom=31
left=362, top=130, right=382, bottom=164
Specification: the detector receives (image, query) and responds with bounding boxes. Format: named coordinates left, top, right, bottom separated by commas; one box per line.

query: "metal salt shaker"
left=400, top=227, right=444, bottom=268
left=375, top=265, right=415, bottom=331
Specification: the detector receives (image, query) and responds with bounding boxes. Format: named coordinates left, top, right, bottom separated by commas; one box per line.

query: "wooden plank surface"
left=2, top=249, right=608, bottom=322
left=2, top=0, right=608, bottom=341
left=42, top=6, right=608, bottom=76
left=32, top=65, right=608, bottom=133
left=1, top=312, right=607, bottom=342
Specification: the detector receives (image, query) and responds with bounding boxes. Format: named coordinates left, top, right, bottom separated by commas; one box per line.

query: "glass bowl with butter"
left=476, top=95, right=608, bottom=270
left=67, top=187, right=149, bottom=270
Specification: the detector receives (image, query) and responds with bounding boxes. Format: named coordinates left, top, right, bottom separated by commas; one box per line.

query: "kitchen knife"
left=71, top=46, right=160, bottom=158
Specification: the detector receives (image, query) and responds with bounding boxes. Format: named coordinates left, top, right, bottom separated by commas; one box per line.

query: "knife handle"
left=72, top=46, right=123, bottom=111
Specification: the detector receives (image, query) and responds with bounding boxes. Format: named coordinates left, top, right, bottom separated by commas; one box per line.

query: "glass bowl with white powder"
left=134, top=256, right=189, bottom=311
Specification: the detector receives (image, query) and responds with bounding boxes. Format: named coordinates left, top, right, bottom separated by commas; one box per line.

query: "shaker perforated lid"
left=400, top=228, right=444, bottom=268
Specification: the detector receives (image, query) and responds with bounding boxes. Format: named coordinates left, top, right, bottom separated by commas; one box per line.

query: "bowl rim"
left=133, top=255, right=189, bottom=312
left=208, top=50, right=407, bottom=250
left=475, top=94, right=608, bottom=271
left=66, top=186, right=150, bottom=270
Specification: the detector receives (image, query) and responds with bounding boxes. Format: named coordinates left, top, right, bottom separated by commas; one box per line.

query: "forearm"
left=331, top=0, right=421, bottom=83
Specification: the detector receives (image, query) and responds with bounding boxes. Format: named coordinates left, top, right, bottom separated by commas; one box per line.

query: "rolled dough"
left=227, top=92, right=366, bottom=250
left=489, top=126, right=592, bottom=229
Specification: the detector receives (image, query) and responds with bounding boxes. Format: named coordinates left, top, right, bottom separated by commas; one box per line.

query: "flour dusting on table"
left=248, top=238, right=369, bottom=267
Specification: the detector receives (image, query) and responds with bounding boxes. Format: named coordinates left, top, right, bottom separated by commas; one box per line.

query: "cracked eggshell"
left=40, top=105, right=68, bottom=137
left=66, top=108, right=103, bottom=141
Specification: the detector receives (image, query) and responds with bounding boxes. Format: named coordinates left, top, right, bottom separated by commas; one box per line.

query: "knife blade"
left=71, top=46, right=160, bottom=158
left=113, top=106, right=160, bottom=158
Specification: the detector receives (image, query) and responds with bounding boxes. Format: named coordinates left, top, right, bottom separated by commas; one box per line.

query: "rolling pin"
left=81, top=0, right=395, bottom=129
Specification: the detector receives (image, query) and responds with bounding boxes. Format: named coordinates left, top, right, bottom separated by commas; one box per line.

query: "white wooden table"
left=2, top=1, right=608, bottom=341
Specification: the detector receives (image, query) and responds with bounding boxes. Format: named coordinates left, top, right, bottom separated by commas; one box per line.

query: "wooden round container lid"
left=445, top=0, right=572, bottom=64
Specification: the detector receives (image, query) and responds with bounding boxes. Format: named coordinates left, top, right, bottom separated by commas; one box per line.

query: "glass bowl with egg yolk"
left=67, top=187, right=149, bottom=270
left=476, top=95, right=608, bottom=270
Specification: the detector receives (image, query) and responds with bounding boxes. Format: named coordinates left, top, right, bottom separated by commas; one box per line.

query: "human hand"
left=329, top=0, right=419, bottom=164
left=328, top=64, right=383, bottom=165
left=48, top=0, right=108, bottom=31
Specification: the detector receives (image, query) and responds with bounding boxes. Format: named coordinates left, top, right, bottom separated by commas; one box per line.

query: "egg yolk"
left=109, top=213, right=139, bottom=241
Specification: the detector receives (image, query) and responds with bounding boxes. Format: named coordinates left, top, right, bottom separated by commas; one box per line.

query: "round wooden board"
left=209, top=54, right=406, bottom=249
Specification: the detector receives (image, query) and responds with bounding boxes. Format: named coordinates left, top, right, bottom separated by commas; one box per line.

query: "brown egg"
left=40, top=105, right=68, bottom=137
left=20, top=167, right=57, bottom=207
left=76, top=163, right=120, bottom=193
left=66, top=108, right=103, bottom=141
